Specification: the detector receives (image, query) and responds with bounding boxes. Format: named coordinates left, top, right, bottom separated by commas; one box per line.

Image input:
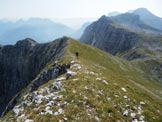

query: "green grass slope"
left=1, top=38, right=162, bottom=122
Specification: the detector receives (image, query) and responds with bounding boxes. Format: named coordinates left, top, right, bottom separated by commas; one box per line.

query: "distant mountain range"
left=111, top=13, right=162, bottom=34
left=80, top=11, right=162, bottom=55
left=107, top=8, right=162, bottom=31
left=1, top=8, right=162, bottom=45
left=0, top=18, right=74, bottom=45
left=132, top=8, right=162, bottom=31
left=71, top=22, right=91, bottom=39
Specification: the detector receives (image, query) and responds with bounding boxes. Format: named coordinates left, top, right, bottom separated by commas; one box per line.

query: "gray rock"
left=0, top=37, right=69, bottom=116
left=80, top=15, right=139, bottom=55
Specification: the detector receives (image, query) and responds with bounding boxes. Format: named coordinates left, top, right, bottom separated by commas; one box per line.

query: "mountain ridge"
left=0, top=38, right=162, bottom=122
left=0, top=18, right=74, bottom=45
left=80, top=15, right=139, bottom=55
left=0, top=37, right=68, bottom=116
left=132, top=8, right=162, bottom=31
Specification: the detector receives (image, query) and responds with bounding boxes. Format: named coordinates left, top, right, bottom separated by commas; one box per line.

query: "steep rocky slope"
left=80, top=15, right=139, bottom=55
left=0, top=37, right=68, bottom=116
left=80, top=15, right=162, bottom=83
left=0, top=38, right=162, bottom=122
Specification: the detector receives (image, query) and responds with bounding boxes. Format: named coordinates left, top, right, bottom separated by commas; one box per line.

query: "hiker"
left=75, top=52, right=79, bottom=59
left=66, top=72, right=71, bottom=80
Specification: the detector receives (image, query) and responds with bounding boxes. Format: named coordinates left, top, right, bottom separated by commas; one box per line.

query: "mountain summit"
left=80, top=15, right=139, bottom=55
left=0, top=37, right=68, bottom=116
left=0, top=18, right=74, bottom=45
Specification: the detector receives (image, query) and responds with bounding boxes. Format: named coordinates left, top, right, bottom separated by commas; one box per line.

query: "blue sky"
left=0, top=0, right=162, bottom=19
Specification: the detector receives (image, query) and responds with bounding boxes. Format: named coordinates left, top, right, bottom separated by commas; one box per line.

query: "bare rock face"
left=0, top=37, right=68, bottom=115
left=80, top=15, right=139, bottom=55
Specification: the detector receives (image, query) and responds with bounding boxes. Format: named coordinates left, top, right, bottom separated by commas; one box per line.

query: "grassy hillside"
left=1, top=38, right=162, bottom=122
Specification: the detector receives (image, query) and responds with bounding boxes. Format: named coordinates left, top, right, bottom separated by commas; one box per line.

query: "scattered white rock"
left=140, top=101, right=146, bottom=105
left=64, top=117, right=68, bottom=121
left=26, top=101, right=32, bottom=106
left=128, top=98, right=131, bottom=101
left=25, top=119, right=33, bottom=122
left=132, top=119, right=138, bottom=122
left=96, top=78, right=102, bottom=81
left=72, top=78, right=79, bottom=81
left=45, top=110, right=53, bottom=115
left=40, top=112, right=45, bottom=115
left=54, top=60, right=58, bottom=64
left=130, top=113, right=136, bottom=119
left=54, top=112, right=59, bottom=115
left=71, top=60, right=75, bottom=64
left=52, top=82, right=63, bottom=91
left=45, top=106, right=50, bottom=111
left=58, top=108, right=64, bottom=114
left=95, top=116, right=100, bottom=121
left=126, top=105, right=130, bottom=107
left=17, top=114, right=26, bottom=122
left=102, top=80, right=108, bottom=85
left=72, top=89, right=76, bottom=93
left=137, top=106, right=143, bottom=114
left=64, top=101, right=68, bottom=104
left=89, top=72, right=95, bottom=75
left=78, top=66, right=82, bottom=70
left=13, top=106, right=24, bottom=116
left=114, top=94, right=119, bottom=98
left=121, top=88, right=127, bottom=92
left=67, top=70, right=77, bottom=76
left=56, top=77, right=65, bottom=82
left=71, top=63, right=80, bottom=68
left=139, top=115, right=145, bottom=121
left=123, top=96, right=128, bottom=99
left=133, top=106, right=137, bottom=110
left=106, top=96, right=111, bottom=101
left=83, top=95, right=88, bottom=99
left=98, top=90, right=103, bottom=95
left=35, top=95, right=43, bottom=104
left=56, top=103, right=61, bottom=107
left=84, top=86, right=88, bottom=90
left=123, top=110, right=129, bottom=116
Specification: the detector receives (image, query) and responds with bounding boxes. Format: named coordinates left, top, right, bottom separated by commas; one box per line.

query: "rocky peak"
left=0, top=37, right=68, bottom=116
left=98, top=15, right=107, bottom=21
left=97, top=15, right=112, bottom=24
left=80, top=14, right=139, bottom=55
left=133, top=8, right=154, bottom=17
left=15, top=38, right=38, bottom=48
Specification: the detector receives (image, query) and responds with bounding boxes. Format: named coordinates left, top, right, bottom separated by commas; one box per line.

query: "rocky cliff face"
left=0, top=37, right=68, bottom=116
left=80, top=15, right=139, bottom=55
